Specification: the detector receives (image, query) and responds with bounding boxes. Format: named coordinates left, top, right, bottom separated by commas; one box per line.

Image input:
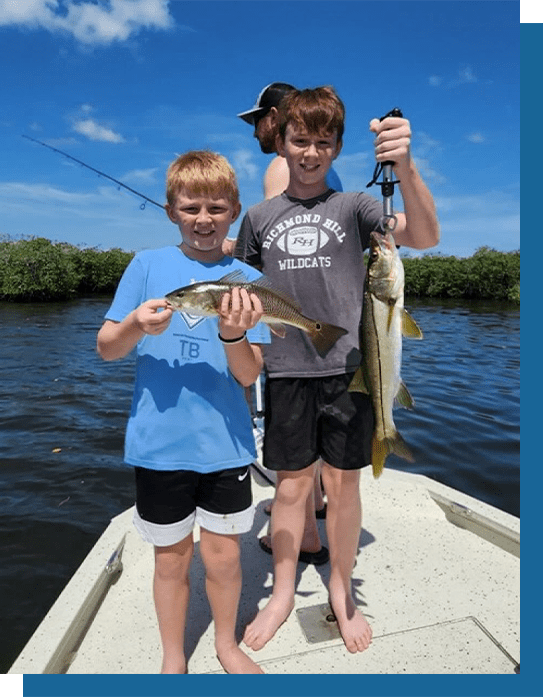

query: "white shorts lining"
left=133, top=504, right=255, bottom=547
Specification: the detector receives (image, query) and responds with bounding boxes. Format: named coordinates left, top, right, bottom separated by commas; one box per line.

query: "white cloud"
left=0, top=0, right=175, bottom=46
left=0, top=179, right=171, bottom=250
left=413, top=131, right=442, bottom=156
left=429, top=66, right=480, bottom=90
left=0, top=181, right=97, bottom=206
left=433, top=189, right=520, bottom=252
left=457, top=66, right=478, bottom=84
left=467, top=132, right=485, bottom=144
left=448, top=65, right=479, bottom=88
left=121, top=167, right=159, bottom=183
left=412, top=157, right=446, bottom=185
left=333, top=151, right=373, bottom=191
left=410, top=132, right=445, bottom=184
left=72, top=118, right=125, bottom=143
left=231, top=149, right=259, bottom=181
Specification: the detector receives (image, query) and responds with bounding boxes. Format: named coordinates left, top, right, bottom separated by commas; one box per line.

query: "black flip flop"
left=258, top=536, right=330, bottom=566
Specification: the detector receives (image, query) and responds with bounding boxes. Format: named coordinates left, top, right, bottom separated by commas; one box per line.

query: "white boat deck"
left=9, top=452, right=520, bottom=675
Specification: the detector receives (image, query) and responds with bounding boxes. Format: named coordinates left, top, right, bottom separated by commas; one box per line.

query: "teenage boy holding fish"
left=97, top=151, right=270, bottom=674
left=235, top=86, right=440, bottom=654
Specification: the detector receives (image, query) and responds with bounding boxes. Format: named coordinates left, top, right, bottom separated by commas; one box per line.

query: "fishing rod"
left=366, top=107, right=403, bottom=232
left=22, top=134, right=165, bottom=211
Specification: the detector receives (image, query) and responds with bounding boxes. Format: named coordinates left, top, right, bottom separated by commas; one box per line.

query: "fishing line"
left=22, top=134, right=165, bottom=211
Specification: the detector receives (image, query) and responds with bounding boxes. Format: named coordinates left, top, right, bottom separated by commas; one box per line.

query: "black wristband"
left=218, top=331, right=247, bottom=345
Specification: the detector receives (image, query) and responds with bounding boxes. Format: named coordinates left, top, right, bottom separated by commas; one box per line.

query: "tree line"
left=0, top=236, right=519, bottom=302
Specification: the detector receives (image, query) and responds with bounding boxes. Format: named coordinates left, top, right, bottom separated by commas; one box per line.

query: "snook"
left=166, top=270, right=347, bottom=358
left=349, top=232, right=423, bottom=477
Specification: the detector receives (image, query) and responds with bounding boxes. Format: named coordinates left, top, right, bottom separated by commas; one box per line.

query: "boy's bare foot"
left=243, top=596, right=295, bottom=650
left=216, top=644, right=264, bottom=674
left=329, top=592, right=372, bottom=653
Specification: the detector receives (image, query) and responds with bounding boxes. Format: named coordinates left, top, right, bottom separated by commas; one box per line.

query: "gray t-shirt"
left=235, top=189, right=383, bottom=378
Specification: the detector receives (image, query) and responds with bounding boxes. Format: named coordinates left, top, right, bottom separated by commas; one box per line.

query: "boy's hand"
left=218, top=287, right=263, bottom=340
left=370, top=116, right=412, bottom=172
left=134, top=299, right=173, bottom=335
left=222, top=238, right=237, bottom=257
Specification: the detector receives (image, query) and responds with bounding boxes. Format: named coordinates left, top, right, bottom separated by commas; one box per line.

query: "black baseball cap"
left=237, top=82, right=296, bottom=125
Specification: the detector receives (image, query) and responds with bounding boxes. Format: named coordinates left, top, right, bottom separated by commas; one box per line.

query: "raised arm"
left=370, top=116, right=440, bottom=250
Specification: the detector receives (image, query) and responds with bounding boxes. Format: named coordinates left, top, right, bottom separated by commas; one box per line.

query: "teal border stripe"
left=518, top=18, right=544, bottom=697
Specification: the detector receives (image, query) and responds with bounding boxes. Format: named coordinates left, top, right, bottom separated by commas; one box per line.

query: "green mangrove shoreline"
left=0, top=236, right=520, bottom=303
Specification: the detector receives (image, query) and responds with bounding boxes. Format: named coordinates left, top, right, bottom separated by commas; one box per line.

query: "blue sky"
left=0, top=0, right=521, bottom=258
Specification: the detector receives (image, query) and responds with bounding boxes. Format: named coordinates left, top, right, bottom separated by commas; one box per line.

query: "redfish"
left=166, top=270, right=347, bottom=357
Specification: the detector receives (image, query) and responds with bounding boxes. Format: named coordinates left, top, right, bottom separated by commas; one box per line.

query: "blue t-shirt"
left=105, top=246, right=270, bottom=473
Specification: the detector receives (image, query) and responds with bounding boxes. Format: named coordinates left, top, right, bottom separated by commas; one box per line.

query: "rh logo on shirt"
left=263, top=213, right=346, bottom=252
left=277, top=226, right=329, bottom=255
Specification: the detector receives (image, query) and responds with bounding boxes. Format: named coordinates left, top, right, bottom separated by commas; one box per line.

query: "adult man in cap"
left=233, top=82, right=344, bottom=566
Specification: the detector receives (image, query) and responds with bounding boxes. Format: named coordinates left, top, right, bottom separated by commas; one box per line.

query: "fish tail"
left=371, top=431, right=414, bottom=478
left=306, top=321, right=348, bottom=357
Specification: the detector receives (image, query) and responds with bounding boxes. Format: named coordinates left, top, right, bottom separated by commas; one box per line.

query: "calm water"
left=0, top=297, right=520, bottom=673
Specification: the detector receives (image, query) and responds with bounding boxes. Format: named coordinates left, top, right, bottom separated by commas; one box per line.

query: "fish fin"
left=267, top=321, right=286, bottom=338
left=372, top=431, right=414, bottom=478
left=396, top=381, right=414, bottom=409
left=217, top=270, right=249, bottom=284
left=402, top=308, right=423, bottom=339
left=348, top=367, right=369, bottom=394
left=251, top=275, right=303, bottom=310
left=371, top=437, right=387, bottom=478
left=391, top=431, right=415, bottom=463
left=306, top=321, right=348, bottom=357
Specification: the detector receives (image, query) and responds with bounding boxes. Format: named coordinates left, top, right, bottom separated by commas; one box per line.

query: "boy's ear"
left=165, top=204, right=176, bottom=223
left=231, top=202, right=242, bottom=222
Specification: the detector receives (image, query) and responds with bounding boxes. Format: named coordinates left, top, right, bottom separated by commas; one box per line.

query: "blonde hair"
left=278, top=86, right=345, bottom=143
left=166, top=150, right=240, bottom=207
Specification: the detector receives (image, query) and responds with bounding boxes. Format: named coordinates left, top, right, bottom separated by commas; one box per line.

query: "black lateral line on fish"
left=371, top=299, right=387, bottom=438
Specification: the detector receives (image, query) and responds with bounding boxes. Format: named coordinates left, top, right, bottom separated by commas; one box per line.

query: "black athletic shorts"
left=133, top=465, right=254, bottom=546
left=263, top=373, right=373, bottom=472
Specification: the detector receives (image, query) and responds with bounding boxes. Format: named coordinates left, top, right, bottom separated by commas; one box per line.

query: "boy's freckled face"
left=166, top=191, right=240, bottom=262
left=277, top=124, right=341, bottom=197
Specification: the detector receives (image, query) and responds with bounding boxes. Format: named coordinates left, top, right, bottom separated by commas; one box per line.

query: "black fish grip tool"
left=366, top=107, right=404, bottom=232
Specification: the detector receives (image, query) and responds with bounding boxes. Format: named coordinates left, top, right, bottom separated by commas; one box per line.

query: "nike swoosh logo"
left=238, top=469, right=249, bottom=481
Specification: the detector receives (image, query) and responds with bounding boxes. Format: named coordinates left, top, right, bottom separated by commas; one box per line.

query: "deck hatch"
left=296, top=603, right=342, bottom=643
